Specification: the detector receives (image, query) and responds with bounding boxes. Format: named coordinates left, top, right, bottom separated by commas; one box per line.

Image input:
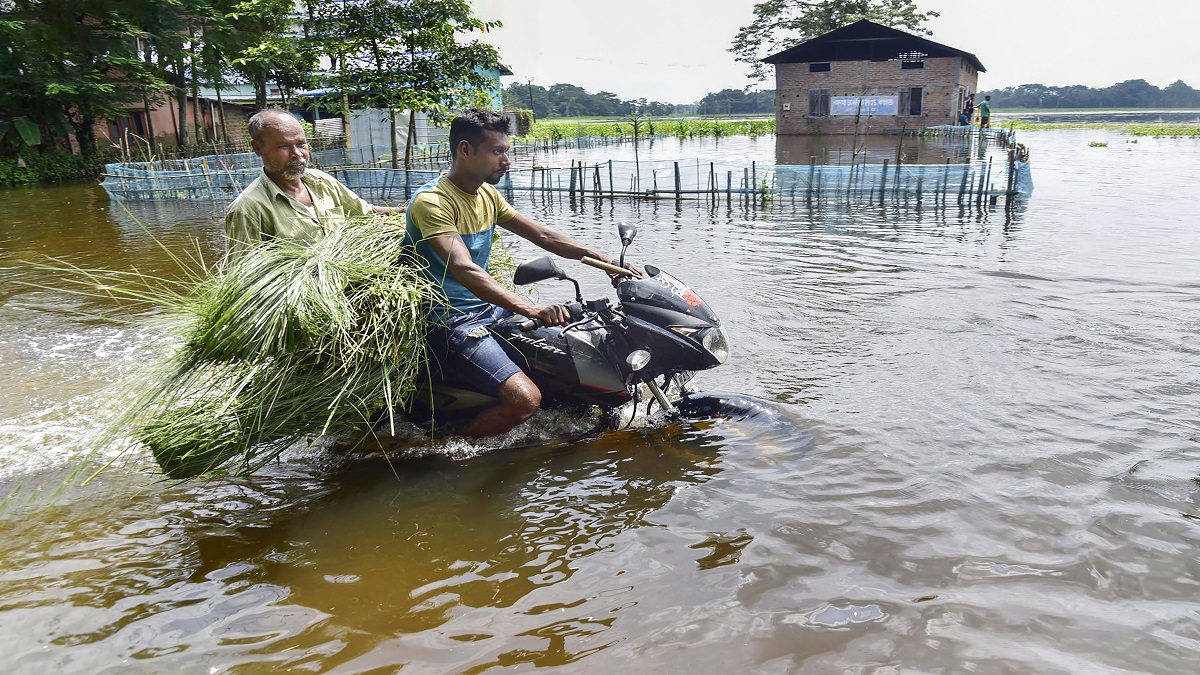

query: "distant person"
left=960, top=93, right=974, bottom=126
left=979, top=95, right=992, bottom=129
left=224, top=109, right=402, bottom=260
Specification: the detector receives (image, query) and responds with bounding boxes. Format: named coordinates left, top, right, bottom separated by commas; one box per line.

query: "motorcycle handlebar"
left=581, top=256, right=633, bottom=277
left=520, top=301, right=583, bottom=331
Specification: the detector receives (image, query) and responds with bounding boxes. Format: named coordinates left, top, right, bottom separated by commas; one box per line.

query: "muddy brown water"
left=1, top=130, right=1199, bottom=673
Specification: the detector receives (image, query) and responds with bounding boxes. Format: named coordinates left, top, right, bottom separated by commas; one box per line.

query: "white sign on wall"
left=831, top=96, right=898, bottom=116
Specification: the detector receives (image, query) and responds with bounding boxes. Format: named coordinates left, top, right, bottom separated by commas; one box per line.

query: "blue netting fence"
left=101, top=129, right=1030, bottom=205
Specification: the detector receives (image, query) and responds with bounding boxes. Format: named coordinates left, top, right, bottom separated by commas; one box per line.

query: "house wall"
left=95, top=99, right=252, bottom=150
left=775, top=56, right=980, bottom=135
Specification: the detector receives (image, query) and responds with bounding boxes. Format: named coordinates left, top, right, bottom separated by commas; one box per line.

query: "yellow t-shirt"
left=405, top=176, right=517, bottom=321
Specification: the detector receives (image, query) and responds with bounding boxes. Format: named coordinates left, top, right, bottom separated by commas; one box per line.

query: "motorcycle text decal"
left=657, top=273, right=703, bottom=308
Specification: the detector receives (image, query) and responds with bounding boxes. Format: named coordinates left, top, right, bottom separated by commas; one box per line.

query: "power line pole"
left=526, top=78, right=536, bottom=123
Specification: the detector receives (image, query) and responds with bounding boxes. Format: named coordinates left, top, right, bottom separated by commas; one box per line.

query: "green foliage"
left=11, top=118, right=41, bottom=147
left=1088, top=141, right=1108, bottom=147
left=513, top=109, right=534, bottom=135
left=502, top=82, right=678, bottom=119
left=1004, top=120, right=1200, bottom=137
left=522, top=118, right=776, bottom=142
left=304, top=0, right=502, bottom=167
left=731, top=0, right=939, bottom=81
left=979, top=80, right=1200, bottom=109
left=697, top=89, right=776, bottom=116
left=225, top=0, right=315, bottom=108
left=0, top=0, right=173, bottom=155
left=0, top=152, right=104, bottom=188
left=312, top=0, right=501, bottom=116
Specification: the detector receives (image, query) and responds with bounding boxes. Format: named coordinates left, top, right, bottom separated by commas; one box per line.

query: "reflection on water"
left=773, top=133, right=976, bottom=166
left=2, top=129, right=1200, bottom=672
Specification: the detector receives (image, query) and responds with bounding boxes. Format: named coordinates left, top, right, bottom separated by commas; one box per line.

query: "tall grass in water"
left=1004, top=120, right=1200, bottom=137
left=522, top=118, right=775, bottom=142
left=62, top=218, right=440, bottom=480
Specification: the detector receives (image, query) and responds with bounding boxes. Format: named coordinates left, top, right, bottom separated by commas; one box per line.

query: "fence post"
left=674, top=161, right=681, bottom=199
left=880, top=159, right=889, bottom=205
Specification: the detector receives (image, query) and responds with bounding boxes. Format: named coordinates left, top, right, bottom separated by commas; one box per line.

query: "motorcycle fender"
left=564, top=329, right=627, bottom=394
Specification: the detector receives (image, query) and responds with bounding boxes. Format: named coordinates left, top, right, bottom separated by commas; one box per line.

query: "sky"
left=471, top=0, right=1200, bottom=103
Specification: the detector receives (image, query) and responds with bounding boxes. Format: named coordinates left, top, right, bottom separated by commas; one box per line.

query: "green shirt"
left=223, top=167, right=374, bottom=260
left=979, top=100, right=991, bottom=117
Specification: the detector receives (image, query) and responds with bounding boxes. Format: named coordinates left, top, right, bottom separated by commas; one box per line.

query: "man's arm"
left=324, top=172, right=405, bottom=218
left=427, top=233, right=571, bottom=326
left=498, top=213, right=622, bottom=267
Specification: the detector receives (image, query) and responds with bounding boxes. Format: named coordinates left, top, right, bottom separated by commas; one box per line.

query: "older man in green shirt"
left=224, top=109, right=402, bottom=260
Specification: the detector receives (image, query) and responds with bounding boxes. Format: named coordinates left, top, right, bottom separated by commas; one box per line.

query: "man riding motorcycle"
left=404, top=109, right=636, bottom=439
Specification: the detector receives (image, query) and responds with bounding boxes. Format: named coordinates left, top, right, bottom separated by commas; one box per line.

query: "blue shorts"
left=426, top=305, right=523, bottom=397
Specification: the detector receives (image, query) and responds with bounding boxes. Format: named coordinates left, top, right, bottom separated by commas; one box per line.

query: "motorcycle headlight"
left=671, top=325, right=730, bottom=364
left=701, top=325, right=729, bottom=364
left=626, top=349, right=651, bottom=371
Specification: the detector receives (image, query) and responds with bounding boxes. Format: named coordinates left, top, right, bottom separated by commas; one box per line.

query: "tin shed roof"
left=762, top=19, right=986, bottom=72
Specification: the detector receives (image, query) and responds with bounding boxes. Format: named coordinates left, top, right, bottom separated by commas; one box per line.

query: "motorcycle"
left=416, top=222, right=736, bottom=430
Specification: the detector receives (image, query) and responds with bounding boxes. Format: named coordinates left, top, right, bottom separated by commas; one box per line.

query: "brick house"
left=764, top=20, right=986, bottom=135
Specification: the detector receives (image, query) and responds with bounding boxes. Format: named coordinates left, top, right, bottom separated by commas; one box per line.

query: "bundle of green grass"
left=116, top=218, right=443, bottom=479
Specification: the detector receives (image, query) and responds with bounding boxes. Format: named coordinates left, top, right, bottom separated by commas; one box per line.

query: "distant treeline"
left=502, top=83, right=775, bottom=118
left=505, top=78, right=1200, bottom=119
left=979, top=79, right=1200, bottom=109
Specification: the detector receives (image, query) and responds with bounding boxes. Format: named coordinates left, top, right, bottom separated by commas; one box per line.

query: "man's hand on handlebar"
left=616, top=261, right=644, bottom=279
left=535, top=303, right=572, bottom=327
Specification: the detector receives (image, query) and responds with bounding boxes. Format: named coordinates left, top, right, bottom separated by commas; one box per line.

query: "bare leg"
left=461, top=372, right=541, bottom=439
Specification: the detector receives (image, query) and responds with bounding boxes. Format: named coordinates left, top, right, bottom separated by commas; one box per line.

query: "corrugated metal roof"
left=762, top=19, right=986, bottom=72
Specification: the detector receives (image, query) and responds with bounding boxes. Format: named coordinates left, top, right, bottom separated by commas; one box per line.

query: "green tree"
left=503, top=82, right=551, bottom=119
left=221, top=0, right=313, bottom=110
left=323, top=0, right=501, bottom=168
left=1162, top=80, right=1200, bottom=108
left=731, top=0, right=939, bottom=81
left=698, top=88, right=775, bottom=115
left=0, top=0, right=172, bottom=156
left=1100, top=79, right=1161, bottom=108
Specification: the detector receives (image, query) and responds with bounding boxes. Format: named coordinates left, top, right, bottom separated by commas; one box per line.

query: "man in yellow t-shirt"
left=224, top=109, right=401, bottom=260
left=405, top=109, right=630, bottom=439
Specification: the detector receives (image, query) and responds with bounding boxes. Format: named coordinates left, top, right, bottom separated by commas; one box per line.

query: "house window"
left=808, top=88, right=830, bottom=116
left=901, top=60, right=924, bottom=69
left=809, top=62, right=831, bottom=73
left=898, top=87, right=923, bottom=116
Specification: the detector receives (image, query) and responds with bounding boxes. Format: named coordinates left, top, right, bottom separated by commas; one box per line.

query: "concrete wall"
left=775, top=56, right=980, bottom=135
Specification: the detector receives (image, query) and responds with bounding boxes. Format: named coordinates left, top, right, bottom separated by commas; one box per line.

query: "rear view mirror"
left=513, top=256, right=567, bottom=286
left=618, top=221, right=638, bottom=247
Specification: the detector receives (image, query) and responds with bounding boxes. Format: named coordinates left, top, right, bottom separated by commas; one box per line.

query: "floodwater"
left=2, top=129, right=1199, bottom=673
